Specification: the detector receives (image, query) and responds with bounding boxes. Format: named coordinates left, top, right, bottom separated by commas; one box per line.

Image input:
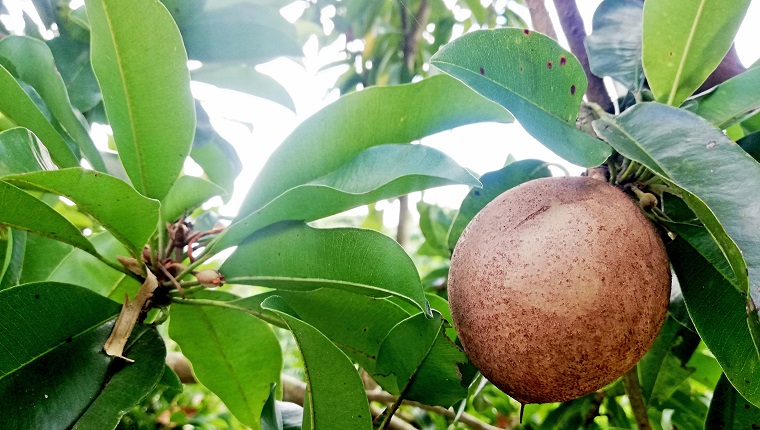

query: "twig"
left=525, top=0, right=558, bottom=40
left=552, top=0, right=614, bottom=113
left=623, top=366, right=652, bottom=430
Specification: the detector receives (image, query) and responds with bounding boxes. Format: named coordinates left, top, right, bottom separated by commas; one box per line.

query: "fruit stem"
left=617, top=160, right=639, bottom=183
left=623, top=365, right=652, bottom=430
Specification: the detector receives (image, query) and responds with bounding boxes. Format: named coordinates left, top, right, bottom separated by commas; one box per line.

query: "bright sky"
left=191, top=0, right=760, bottom=227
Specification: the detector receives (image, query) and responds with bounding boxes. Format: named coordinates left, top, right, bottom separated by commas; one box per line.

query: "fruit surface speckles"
left=448, top=176, right=670, bottom=404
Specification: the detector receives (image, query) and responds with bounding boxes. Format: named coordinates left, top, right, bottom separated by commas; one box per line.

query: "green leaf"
left=192, top=63, right=295, bottom=112
left=0, top=36, right=106, bottom=171
left=416, top=202, right=455, bottom=258
left=739, top=131, right=760, bottom=162
left=221, top=222, right=430, bottom=314
left=180, top=3, right=302, bottom=63
left=47, top=33, right=102, bottom=113
left=447, top=159, right=551, bottom=251
left=375, top=312, right=473, bottom=407
left=0, top=282, right=121, bottom=429
left=261, top=296, right=373, bottom=430
left=214, top=144, right=480, bottom=251
left=706, top=374, right=760, bottom=429
left=161, top=175, right=226, bottom=223
left=585, top=0, right=644, bottom=91
left=235, top=74, right=511, bottom=218
left=19, top=233, right=141, bottom=301
left=190, top=102, right=242, bottom=200
left=235, top=289, right=412, bottom=376
left=0, top=180, right=97, bottom=256
left=0, top=229, right=26, bottom=291
left=638, top=317, right=699, bottom=407
left=430, top=28, right=611, bottom=167
left=642, top=0, right=751, bottom=106
left=72, top=326, right=166, bottom=430
left=0, top=128, right=56, bottom=177
left=593, top=104, right=759, bottom=306
left=261, top=386, right=304, bottom=430
left=668, top=237, right=760, bottom=408
left=0, top=63, right=79, bottom=168
left=170, top=290, right=282, bottom=429
left=683, top=67, right=760, bottom=129
left=3, top=168, right=159, bottom=255
left=85, top=0, right=195, bottom=200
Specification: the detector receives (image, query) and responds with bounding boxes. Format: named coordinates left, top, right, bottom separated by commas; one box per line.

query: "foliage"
left=0, top=0, right=759, bottom=429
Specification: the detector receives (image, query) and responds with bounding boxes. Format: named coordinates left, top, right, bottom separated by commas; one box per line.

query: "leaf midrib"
left=666, top=0, right=707, bottom=106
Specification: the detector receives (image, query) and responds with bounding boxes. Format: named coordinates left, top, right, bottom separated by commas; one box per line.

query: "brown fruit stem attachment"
left=103, top=268, right=159, bottom=362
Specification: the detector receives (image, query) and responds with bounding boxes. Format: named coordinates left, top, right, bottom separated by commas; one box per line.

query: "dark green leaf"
left=0, top=282, right=121, bottom=429
left=19, top=233, right=140, bottom=301
left=72, top=326, right=166, bottom=430
left=214, top=144, right=479, bottom=251
left=235, top=74, right=511, bottom=219
left=0, top=128, right=56, bottom=177
left=261, top=296, right=372, bottom=430
left=375, top=312, right=473, bottom=407
left=706, top=374, right=760, bottom=429
left=181, top=3, right=301, bottom=63
left=261, top=386, right=304, bottom=430
left=192, top=63, right=295, bottom=112
left=738, top=131, right=760, bottom=162
left=85, top=0, right=195, bottom=200
left=642, top=0, right=751, bottom=106
left=190, top=102, right=242, bottom=200
left=447, top=159, right=551, bottom=250
left=683, top=67, right=760, bottom=129
left=669, top=237, right=760, bottom=408
left=638, top=317, right=699, bottom=407
left=161, top=175, right=226, bottom=223
left=593, top=104, right=759, bottom=308
left=3, top=168, right=159, bottom=255
left=0, top=63, right=79, bottom=168
left=585, top=0, right=644, bottom=91
left=221, top=222, right=430, bottom=314
left=170, top=290, right=282, bottom=428
left=0, top=36, right=106, bottom=171
left=416, top=201, right=455, bottom=258
left=431, top=29, right=611, bottom=167
left=0, top=180, right=97, bottom=256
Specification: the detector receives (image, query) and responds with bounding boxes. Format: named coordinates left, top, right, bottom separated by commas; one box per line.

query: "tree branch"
left=525, top=0, right=557, bottom=40
left=623, top=366, right=652, bottom=430
left=552, top=0, right=614, bottom=113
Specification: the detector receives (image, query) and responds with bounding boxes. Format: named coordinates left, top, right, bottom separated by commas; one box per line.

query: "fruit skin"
left=448, top=176, right=670, bottom=404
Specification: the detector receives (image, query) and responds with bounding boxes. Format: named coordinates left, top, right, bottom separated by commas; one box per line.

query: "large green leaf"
left=19, top=233, right=141, bottom=301
left=669, top=237, right=760, bottom=408
left=213, top=144, right=480, bottom=251
left=0, top=63, right=79, bottom=168
left=221, top=222, right=429, bottom=314
left=170, top=291, right=282, bottom=429
left=0, top=180, right=97, bottom=256
left=0, top=36, right=106, bottom=171
left=593, top=104, right=760, bottom=308
left=72, top=326, right=166, bottom=430
left=374, top=312, right=473, bottom=408
left=706, top=374, right=760, bottom=429
left=0, top=282, right=121, bottom=429
left=235, top=74, right=511, bottom=218
left=642, top=0, right=751, bottom=106
left=190, top=102, right=242, bottom=200
left=161, top=175, right=226, bottom=223
left=447, top=159, right=551, bottom=251
left=416, top=201, right=456, bottom=258
left=85, top=0, right=195, bottom=200
left=47, top=33, right=102, bottom=113
left=683, top=67, right=760, bottom=129
left=192, top=63, right=296, bottom=112
left=261, top=296, right=372, bottom=430
left=430, top=29, right=611, bottom=167
left=585, top=0, right=644, bottom=91
left=180, top=3, right=301, bottom=63
left=0, top=128, right=56, bottom=177
left=3, top=168, right=159, bottom=255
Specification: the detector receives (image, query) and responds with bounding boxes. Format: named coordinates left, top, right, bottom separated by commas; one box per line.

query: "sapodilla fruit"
left=448, top=176, right=670, bottom=404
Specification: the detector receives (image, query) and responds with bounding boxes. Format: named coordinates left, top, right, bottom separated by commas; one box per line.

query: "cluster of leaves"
left=1, top=0, right=760, bottom=429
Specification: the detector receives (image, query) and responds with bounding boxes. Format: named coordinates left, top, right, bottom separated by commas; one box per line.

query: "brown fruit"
left=448, top=176, right=670, bottom=404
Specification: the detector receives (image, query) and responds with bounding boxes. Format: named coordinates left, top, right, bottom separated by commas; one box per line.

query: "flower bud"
left=195, top=269, right=225, bottom=288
